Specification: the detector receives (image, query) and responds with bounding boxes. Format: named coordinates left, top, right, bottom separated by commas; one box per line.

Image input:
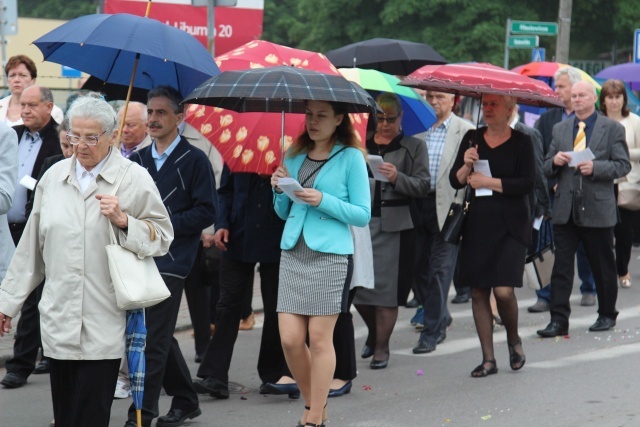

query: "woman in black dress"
left=449, top=94, right=534, bottom=377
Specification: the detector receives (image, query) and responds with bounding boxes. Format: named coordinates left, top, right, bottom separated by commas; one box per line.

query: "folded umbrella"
left=125, top=309, right=147, bottom=427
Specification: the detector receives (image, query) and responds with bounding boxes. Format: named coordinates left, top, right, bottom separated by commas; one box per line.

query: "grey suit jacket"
left=544, top=114, right=630, bottom=227
left=368, top=133, right=431, bottom=232
left=0, top=122, right=18, bottom=281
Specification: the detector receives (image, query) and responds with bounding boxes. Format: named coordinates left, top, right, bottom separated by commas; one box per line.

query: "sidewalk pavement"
left=0, top=272, right=264, bottom=369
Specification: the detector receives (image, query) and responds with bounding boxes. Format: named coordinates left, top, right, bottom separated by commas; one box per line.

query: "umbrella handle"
left=137, top=409, right=143, bottom=427
left=116, top=53, right=141, bottom=149
left=145, top=1, right=153, bottom=18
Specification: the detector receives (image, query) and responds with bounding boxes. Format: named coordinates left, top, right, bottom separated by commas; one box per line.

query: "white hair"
left=67, top=96, right=117, bottom=135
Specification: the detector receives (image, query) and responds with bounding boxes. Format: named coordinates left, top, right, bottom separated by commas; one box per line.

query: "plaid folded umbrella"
left=183, top=65, right=378, bottom=114
left=126, top=309, right=147, bottom=427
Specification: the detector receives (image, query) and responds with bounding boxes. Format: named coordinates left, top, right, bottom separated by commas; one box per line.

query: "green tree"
left=18, top=0, right=96, bottom=20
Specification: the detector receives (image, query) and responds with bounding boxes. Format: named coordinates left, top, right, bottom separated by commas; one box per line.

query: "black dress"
left=449, top=127, right=535, bottom=288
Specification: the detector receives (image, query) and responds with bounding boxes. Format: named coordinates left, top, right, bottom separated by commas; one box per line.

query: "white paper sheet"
left=277, top=177, right=308, bottom=204
left=366, top=155, right=389, bottom=182
left=533, top=216, right=543, bottom=231
left=473, top=159, right=493, bottom=197
left=19, top=175, right=37, bottom=191
left=568, top=148, right=595, bottom=167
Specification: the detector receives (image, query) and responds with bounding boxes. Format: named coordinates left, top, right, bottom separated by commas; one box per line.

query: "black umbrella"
left=183, top=66, right=378, bottom=161
left=183, top=65, right=377, bottom=114
left=82, top=76, right=149, bottom=103
left=325, top=38, right=447, bottom=75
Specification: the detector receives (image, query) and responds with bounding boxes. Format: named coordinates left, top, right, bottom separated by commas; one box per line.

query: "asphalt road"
left=2, top=256, right=640, bottom=427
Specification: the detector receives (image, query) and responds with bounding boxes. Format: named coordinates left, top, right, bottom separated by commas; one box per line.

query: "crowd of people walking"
left=0, top=50, right=638, bottom=427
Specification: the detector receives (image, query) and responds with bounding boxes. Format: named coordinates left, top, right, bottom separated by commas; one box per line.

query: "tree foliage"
left=18, top=0, right=97, bottom=20
left=263, top=0, right=640, bottom=68
left=18, top=0, right=640, bottom=67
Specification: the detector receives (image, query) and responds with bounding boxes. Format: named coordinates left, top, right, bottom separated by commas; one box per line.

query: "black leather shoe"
left=370, top=359, right=388, bottom=369
left=156, top=407, right=202, bottom=427
left=33, top=359, right=51, bottom=374
left=360, top=343, right=374, bottom=359
left=193, top=377, right=229, bottom=399
left=588, top=317, right=616, bottom=332
left=436, top=329, right=447, bottom=345
left=328, top=380, right=352, bottom=398
left=261, top=381, right=300, bottom=399
left=1, top=372, right=27, bottom=388
left=451, top=292, right=470, bottom=304
left=536, top=321, right=569, bottom=338
left=412, top=340, right=436, bottom=354
left=194, top=354, right=203, bottom=363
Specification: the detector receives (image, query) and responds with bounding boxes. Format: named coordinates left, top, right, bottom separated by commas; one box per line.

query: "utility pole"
left=555, top=0, right=572, bottom=63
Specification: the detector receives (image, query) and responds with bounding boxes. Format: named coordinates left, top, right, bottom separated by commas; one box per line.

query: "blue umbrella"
left=32, top=13, right=220, bottom=98
left=125, top=309, right=147, bottom=427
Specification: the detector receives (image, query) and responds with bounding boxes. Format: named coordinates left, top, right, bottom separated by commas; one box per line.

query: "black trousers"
left=127, top=275, right=199, bottom=425
left=614, top=206, right=640, bottom=277
left=50, top=358, right=120, bottom=427
left=6, top=221, right=47, bottom=378
left=184, top=245, right=220, bottom=355
left=5, top=282, right=46, bottom=378
left=197, top=257, right=284, bottom=385
left=550, top=220, right=618, bottom=326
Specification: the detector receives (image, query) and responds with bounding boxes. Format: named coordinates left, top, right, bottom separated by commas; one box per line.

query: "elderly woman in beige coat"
left=0, top=96, right=173, bottom=427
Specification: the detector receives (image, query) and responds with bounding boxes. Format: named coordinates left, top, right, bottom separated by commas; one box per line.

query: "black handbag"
left=441, top=186, right=470, bottom=244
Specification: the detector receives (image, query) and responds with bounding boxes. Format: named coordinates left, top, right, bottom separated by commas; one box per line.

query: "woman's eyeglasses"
left=377, top=116, right=399, bottom=124
left=66, top=131, right=107, bottom=146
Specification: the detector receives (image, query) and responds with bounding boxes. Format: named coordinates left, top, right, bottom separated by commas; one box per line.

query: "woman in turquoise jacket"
left=271, top=100, right=371, bottom=427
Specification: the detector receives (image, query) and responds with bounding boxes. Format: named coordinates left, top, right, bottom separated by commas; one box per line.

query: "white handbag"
left=106, top=165, right=170, bottom=310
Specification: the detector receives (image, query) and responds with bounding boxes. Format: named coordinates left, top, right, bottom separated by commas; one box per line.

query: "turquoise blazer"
left=274, top=144, right=371, bottom=254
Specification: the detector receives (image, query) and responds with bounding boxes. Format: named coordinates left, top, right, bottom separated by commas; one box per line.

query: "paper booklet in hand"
left=277, top=177, right=308, bottom=204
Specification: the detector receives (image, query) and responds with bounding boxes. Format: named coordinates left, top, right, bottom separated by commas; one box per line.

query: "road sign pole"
left=504, top=18, right=511, bottom=69
left=634, top=29, right=640, bottom=64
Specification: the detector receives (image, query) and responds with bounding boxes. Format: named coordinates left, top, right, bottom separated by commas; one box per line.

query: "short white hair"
left=554, top=67, right=582, bottom=85
left=67, top=96, right=117, bottom=135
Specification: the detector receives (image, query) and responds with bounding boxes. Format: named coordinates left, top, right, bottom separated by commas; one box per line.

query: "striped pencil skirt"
left=277, top=237, right=352, bottom=316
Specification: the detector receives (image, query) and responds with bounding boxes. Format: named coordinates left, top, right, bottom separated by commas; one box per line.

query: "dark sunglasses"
left=377, top=116, right=399, bottom=124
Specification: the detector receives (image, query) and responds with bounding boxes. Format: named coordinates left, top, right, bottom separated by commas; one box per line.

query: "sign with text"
left=104, top=0, right=263, bottom=56
left=508, top=36, right=539, bottom=48
left=568, top=60, right=612, bottom=76
left=510, top=21, right=557, bottom=36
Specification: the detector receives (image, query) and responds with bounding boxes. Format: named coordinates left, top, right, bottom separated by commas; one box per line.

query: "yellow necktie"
left=574, top=121, right=586, bottom=151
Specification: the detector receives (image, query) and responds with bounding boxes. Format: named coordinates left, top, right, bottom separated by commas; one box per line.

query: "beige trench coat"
left=0, top=148, right=173, bottom=360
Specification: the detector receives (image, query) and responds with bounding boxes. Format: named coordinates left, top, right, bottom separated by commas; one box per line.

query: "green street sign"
left=508, top=36, right=539, bottom=48
left=511, top=21, right=558, bottom=36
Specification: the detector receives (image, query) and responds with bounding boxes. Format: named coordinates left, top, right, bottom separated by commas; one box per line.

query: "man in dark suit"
left=125, top=86, right=217, bottom=427
left=529, top=68, right=597, bottom=313
left=193, top=167, right=288, bottom=398
left=1, top=86, right=61, bottom=389
left=537, top=81, right=630, bottom=337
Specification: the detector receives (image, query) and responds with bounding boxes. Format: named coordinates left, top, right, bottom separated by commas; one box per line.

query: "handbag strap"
left=107, top=163, right=133, bottom=245
left=299, top=147, right=347, bottom=187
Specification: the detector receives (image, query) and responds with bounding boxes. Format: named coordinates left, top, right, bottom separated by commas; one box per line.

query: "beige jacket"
left=414, top=114, right=475, bottom=230
left=0, top=149, right=173, bottom=360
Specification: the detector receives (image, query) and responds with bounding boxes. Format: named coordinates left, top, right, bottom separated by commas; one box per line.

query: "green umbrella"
left=339, top=67, right=436, bottom=135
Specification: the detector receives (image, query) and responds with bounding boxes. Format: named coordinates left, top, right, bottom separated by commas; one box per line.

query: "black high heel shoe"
left=361, top=343, right=374, bottom=359
left=261, top=382, right=300, bottom=399
left=297, top=404, right=327, bottom=427
left=508, top=338, right=526, bottom=371
left=370, top=358, right=388, bottom=369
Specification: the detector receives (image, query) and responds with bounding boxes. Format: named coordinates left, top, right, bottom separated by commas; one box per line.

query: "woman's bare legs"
left=279, top=312, right=339, bottom=425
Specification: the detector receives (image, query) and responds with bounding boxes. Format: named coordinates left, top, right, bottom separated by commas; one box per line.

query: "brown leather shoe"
left=239, top=312, right=255, bottom=331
